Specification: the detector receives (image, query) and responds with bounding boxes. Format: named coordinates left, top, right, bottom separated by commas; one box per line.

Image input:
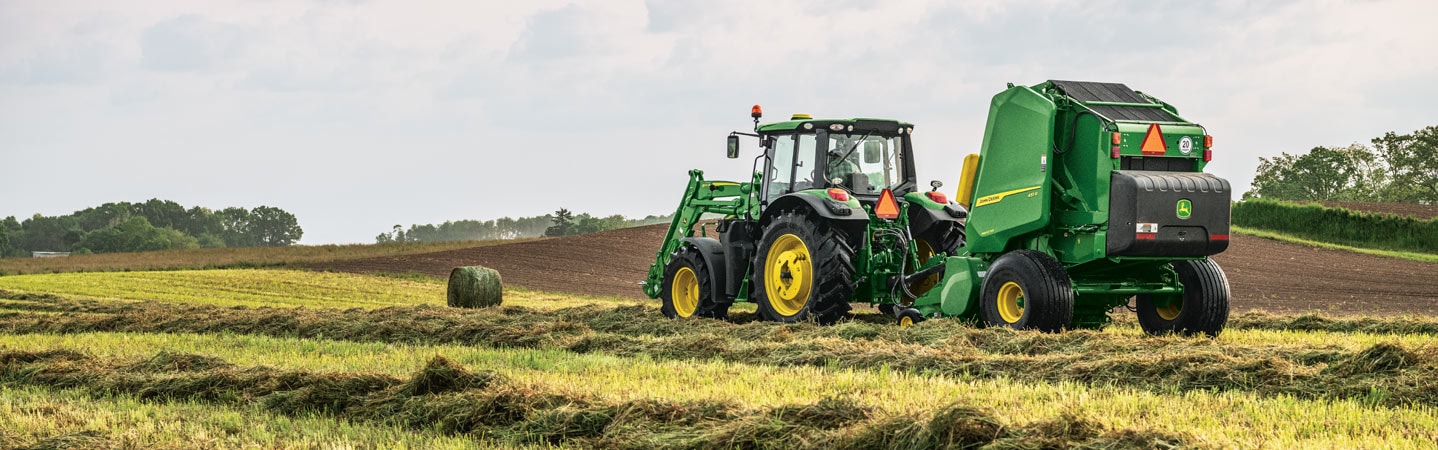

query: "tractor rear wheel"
left=1136, top=259, right=1229, bottom=337
left=660, top=247, right=725, bottom=319
left=907, top=223, right=963, bottom=299
left=979, top=250, right=1073, bottom=332
left=752, top=209, right=855, bottom=324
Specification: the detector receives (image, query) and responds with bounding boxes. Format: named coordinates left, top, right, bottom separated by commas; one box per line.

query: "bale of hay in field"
left=447, top=266, right=502, bottom=308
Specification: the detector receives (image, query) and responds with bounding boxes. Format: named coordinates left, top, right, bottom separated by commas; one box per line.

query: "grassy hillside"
left=1233, top=200, right=1438, bottom=254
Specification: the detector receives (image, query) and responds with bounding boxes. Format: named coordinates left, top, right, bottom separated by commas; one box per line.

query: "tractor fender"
left=908, top=202, right=965, bottom=239
left=679, top=237, right=728, bottom=300
left=761, top=193, right=868, bottom=225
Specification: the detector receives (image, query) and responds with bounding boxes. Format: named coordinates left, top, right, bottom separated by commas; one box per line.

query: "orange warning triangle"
left=875, top=189, right=900, bottom=219
left=1140, top=123, right=1167, bottom=155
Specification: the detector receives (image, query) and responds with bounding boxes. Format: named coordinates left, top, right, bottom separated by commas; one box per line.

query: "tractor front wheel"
left=660, top=247, right=725, bottom=319
left=752, top=209, right=855, bottom=324
left=1136, top=259, right=1229, bottom=337
left=979, top=250, right=1073, bottom=332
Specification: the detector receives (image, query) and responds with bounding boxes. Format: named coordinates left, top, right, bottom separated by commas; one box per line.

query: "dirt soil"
left=306, top=224, right=1438, bottom=316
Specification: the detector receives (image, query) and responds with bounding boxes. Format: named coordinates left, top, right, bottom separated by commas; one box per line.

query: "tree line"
left=376, top=209, right=671, bottom=243
left=1246, top=124, right=1437, bottom=203
left=0, top=199, right=303, bottom=257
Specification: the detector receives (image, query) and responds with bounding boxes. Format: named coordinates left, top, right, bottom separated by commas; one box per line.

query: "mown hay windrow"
left=3, top=297, right=1436, bottom=407
left=447, top=266, right=502, bottom=308
left=0, top=350, right=1205, bottom=450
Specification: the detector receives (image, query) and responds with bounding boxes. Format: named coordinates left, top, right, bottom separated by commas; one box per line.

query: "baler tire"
left=1136, top=259, right=1230, bottom=337
left=660, top=247, right=725, bottom=319
left=979, top=250, right=1074, bottom=332
left=897, top=308, right=925, bottom=327
left=752, top=209, right=855, bottom=325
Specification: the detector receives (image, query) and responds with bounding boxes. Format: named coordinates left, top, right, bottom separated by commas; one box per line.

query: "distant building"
left=31, top=252, right=70, bottom=258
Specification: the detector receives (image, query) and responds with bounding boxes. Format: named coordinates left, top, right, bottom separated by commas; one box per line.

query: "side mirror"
left=863, top=141, right=882, bottom=164
left=726, top=135, right=740, bottom=159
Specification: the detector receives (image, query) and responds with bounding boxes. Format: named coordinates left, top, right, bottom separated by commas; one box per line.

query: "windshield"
left=826, top=134, right=906, bottom=195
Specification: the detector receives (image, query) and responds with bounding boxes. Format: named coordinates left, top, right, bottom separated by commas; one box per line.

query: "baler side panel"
left=965, top=86, right=1056, bottom=254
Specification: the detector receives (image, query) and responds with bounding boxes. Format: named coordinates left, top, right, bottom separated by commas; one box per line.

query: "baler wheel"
left=979, top=250, right=1074, bottom=332
left=896, top=308, right=925, bottom=327
left=1136, top=258, right=1229, bottom=337
left=660, top=247, right=726, bottom=319
left=752, top=209, right=855, bottom=324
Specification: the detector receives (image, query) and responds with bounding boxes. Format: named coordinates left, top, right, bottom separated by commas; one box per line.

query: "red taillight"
left=1204, top=148, right=1212, bottom=162
left=1111, top=145, right=1121, bottom=159
left=827, top=188, right=849, bottom=202
left=926, top=191, right=948, bottom=204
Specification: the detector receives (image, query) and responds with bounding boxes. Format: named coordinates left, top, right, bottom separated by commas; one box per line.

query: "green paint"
left=1177, top=198, right=1193, bottom=219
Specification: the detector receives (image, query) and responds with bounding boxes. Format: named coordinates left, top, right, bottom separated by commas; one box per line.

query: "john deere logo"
left=1176, top=199, right=1193, bottom=219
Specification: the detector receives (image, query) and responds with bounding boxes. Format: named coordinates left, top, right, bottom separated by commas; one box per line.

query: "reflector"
left=875, top=189, right=900, bottom=219
left=1140, top=123, right=1166, bottom=155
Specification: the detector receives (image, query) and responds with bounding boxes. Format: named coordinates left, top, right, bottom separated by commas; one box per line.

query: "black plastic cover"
left=1107, top=171, right=1230, bottom=257
left=1050, top=80, right=1178, bottom=122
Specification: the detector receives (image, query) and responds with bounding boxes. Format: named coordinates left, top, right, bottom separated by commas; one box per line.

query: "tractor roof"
left=757, top=117, right=914, bottom=134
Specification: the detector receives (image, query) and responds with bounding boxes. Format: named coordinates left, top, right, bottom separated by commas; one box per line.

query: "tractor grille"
left=1049, top=80, right=1179, bottom=123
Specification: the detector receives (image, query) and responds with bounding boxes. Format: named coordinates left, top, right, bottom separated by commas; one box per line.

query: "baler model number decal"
left=973, top=185, right=1041, bottom=208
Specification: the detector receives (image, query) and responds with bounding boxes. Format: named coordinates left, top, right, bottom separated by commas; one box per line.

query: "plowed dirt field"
left=306, top=224, right=1438, bottom=316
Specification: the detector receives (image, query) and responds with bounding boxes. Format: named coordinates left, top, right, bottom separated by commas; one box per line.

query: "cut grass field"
left=2, top=269, right=1436, bottom=448
left=0, top=269, right=644, bottom=310
left=0, top=238, right=532, bottom=276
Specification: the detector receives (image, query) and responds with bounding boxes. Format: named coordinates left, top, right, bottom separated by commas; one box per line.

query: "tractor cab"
left=745, top=114, right=918, bottom=204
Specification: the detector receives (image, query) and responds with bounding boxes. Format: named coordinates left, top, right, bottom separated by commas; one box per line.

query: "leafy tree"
left=0, top=218, right=11, bottom=257
left=545, top=208, right=575, bottom=237
left=1372, top=125, right=1438, bottom=203
left=249, top=206, right=303, bottom=246
left=218, top=207, right=255, bottom=247
left=17, top=214, right=80, bottom=253
left=1246, top=145, right=1386, bottom=201
left=75, top=217, right=198, bottom=253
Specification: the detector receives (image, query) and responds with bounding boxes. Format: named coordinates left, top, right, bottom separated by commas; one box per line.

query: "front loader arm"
left=642, top=169, right=757, bottom=298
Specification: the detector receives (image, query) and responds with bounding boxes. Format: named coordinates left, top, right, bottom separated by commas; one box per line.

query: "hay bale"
left=448, top=266, right=502, bottom=308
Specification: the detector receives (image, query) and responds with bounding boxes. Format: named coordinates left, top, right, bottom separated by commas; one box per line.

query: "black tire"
left=752, top=209, right=855, bottom=324
left=914, top=221, right=964, bottom=257
left=660, top=247, right=725, bottom=319
left=878, top=304, right=897, bottom=317
left=1136, top=259, right=1229, bottom=337
left=897, top=308, right=925, bottom=327
left=979, top=250, right=1073, bottom=332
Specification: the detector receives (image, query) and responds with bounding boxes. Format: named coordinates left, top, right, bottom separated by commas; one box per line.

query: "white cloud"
left=1, top=0, right=1435, bottom=244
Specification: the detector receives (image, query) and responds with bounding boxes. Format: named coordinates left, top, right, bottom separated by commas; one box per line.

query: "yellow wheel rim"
left=908, top=239, right=939, bottom=297
left=996, top=281, right=1025, bottom=323
left=671, top=267, right=699, bottom=318
left=764, top=234, right=812, bottom=317
left=899, top=316, right=914, bottom=327
left=1156, top=297, right=1182, bottom=321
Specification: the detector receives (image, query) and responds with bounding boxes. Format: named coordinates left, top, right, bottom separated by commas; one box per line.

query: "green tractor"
left=641, top=106, right=964, bottom=324
left=645, top=80, right=1233, bottom=336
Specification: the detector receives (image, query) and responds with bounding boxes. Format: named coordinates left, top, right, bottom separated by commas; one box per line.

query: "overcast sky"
left=3, top=0, right=1435, bottom=244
